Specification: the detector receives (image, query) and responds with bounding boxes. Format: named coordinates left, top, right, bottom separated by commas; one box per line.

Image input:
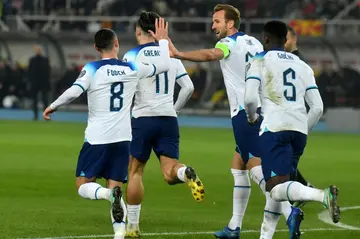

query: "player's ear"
left=114, top=39, right=119, bottom=48
left=94, top=44, right=101, bottom=53
left=135, top=26, right=141, bottom=37
left=264, top=36, right=269, bottom=45
left=228, top=20, right=234, bottom=29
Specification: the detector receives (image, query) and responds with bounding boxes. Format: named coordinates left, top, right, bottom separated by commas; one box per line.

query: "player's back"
left=123, top=43, right=182, bottom=118
left=217, top=32, right=263, bottom=116
left=83, top=58, right=139, bottom=144
left=250, top=50, right=314, bottom=135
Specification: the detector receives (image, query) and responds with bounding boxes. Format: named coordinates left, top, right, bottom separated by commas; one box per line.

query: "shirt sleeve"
left=245, top=56, right=262, bottom=82
left=174, top=61, right=194, bottom=112
left=215, top=38, right=231, bottom=59
left=49, top=64, right=94, bottom=109
left=50, top=85, right=84, bottom=110
left=304, top=65, right=323, bottom=131
left=304, top=65, right=318, bottom=91
left=305, top=89, right=323, bottom=131
left=122, top=49, right=138, bottom=63
left=175, top=59, right=188, bottom=80
left=244, top=58, right=262, bottom=121
left=134, top=39, right=171, bottom=79
left=72, top=64, right=94, bottom=92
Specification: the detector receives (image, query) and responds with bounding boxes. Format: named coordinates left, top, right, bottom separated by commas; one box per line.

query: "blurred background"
left=1, top=2, right=360, bottom=238
left=0, top=0, right=360, bottom=131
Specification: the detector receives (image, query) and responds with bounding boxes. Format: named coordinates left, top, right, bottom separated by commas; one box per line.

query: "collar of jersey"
left=227, top=31, right=245, bottom=40
left=138, top=42, right=159, bottom=47
left=268, top=47, right=285, bottom=51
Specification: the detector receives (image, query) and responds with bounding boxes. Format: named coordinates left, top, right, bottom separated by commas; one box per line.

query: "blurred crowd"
left=1, top=55, right=360, bottom=115
left=0, top=0, right=357, bottom=32
left=1, top=0, right=358, bottom=20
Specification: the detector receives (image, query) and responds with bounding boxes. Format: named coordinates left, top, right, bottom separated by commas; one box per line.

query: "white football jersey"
left=123, top=42, right=188, bottom=118
left=74, top=58, right=156, bottom=144
left=215, top=32, right=263, bottom=117
left=246, top=50, right=318, bottom=135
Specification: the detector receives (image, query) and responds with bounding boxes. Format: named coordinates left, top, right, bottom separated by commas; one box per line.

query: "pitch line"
left=318, top=205, right=360, bottom=230
left=16, top=227, right=359, bottom=239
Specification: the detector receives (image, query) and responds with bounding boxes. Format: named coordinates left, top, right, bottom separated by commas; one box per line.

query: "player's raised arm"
left=174, top=61, right=194, bottom=112
left=43, top=65, right=91, bottom=120
left=169, top=38, right=225, bottom=62
left=304, top=68, right=324, bottom=131
left=135, top=18, right=171, bottom=79
left=244, top=60, right=261, bottom=123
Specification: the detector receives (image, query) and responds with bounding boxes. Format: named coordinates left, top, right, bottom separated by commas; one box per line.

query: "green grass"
left=1, top=120, right=360, bottom=239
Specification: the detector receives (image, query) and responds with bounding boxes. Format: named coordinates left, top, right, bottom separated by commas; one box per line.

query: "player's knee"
left=231, top=152, right=246, bottom=170
left=75, top=176, right=95, bottom=191
left=246, top=156, right=261, bottom=170
left=266, top=181, right=276, bottom=192
left=266, top=175, right=290, bottom=192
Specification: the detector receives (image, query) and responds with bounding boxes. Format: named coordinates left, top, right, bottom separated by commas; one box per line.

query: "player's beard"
left=215, top=29, right=227, bottom=39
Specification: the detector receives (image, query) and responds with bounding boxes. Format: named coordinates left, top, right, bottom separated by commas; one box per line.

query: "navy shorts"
left=76, top=141, right=130, bottom=182
left=260, top=131, right=307, bottom=182
left=131, top=116, right=179, bottom=162
left=232, top=108, right=262, bottom=163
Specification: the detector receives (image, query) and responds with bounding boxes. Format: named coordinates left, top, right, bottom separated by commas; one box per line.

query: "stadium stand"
left=0, top=0, right=360, bottom=113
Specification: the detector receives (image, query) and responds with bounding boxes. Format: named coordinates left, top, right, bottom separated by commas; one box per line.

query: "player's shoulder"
left=258, top=50, right=298, bottom=61
left=251, top=50, right=268, bottom=61
left=170, top=58, right=183, bottom=65
left=123, top=42, right=159, bottom=62
left=86, top=59, right=137, bottom=72
left=296, top=58, right=314, bottom=75
left=218, top=32, right=242, bottom=45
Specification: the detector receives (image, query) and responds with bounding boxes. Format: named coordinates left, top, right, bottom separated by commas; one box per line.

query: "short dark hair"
left=137, top=11, right=160, bottom=33
left=263, top=21, right=288, bottom=44
left=287, top=26, right=297, bottom=37
left=94, top=28, right=117, bottom=51
left=214, top=4, right=241, bottom=29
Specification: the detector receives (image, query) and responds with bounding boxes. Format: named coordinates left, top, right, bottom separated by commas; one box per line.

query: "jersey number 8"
left=110, top=82, right=124, bottom=111
left=283, top=68, right=296, bottom=101
left=156, top=72, right=168, bottom=94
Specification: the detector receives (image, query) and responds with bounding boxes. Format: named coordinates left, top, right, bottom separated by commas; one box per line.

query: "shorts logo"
left=78, top=70, right=86, bottom=78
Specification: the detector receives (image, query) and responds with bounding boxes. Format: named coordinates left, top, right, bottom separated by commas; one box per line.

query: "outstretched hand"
left=43, top=106, right=56, bottom=120
left=167, top=37, right=180, bottom=58
left=148, top=18, right=169, bottom=41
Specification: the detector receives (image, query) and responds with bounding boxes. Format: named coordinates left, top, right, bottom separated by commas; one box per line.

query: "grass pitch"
left=0, top=120, right=360, bottom=239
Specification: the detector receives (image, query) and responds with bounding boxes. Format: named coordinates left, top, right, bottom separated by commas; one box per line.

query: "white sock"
left=78, top=182, right=111, bottom=201
left=228, top=169, right=251, bottom=230
left=250, top=165, right=266, bottom=195
left=112, top=197, right=127, bottom=237
left=127, top=204, right=141, bottom=224
left=177, top=166, right=186, bottom=182
left=271, top=181, right=325, bottom=203
left=260, top=192, right=281, bottom=239
left=281, top=201, right=292, bottom=220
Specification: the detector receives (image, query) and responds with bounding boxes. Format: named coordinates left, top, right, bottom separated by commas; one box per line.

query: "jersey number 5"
left=156, top=72, right=168, bottom=94
left=283, top=68, right=296, bottom=101
left=110, top=82, right=124, bottom=111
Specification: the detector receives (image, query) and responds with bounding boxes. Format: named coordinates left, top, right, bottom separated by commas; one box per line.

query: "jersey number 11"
left=155, top=72, right=168, bottom=94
